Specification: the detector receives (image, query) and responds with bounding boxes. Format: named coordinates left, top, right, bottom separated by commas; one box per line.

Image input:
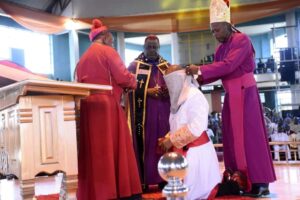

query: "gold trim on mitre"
left=210, top=0, right=231, bottom=24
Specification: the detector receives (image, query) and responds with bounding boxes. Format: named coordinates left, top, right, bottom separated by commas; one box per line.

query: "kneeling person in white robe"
left=158, top=66, right=221, bottom=200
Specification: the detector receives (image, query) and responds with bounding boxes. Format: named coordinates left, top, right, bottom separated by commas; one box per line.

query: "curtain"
left=0, top=1, right=89, bottom=34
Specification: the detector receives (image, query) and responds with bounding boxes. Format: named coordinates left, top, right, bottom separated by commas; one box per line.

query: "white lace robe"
left=169, top=85, right=221, bottom=200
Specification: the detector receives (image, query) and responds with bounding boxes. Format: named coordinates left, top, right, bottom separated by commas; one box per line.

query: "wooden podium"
left=0, top=79, right=112, bottom=199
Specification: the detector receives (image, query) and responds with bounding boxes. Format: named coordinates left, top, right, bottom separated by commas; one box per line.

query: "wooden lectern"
left=0, top=79, right=112, bottom=199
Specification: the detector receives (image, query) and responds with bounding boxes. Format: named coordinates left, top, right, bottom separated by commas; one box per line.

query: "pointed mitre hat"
left=210, top=0, right=231, bottom=24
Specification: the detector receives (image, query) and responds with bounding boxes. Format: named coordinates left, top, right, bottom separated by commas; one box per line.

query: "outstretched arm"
left=107, top=48, right=137, bottom=89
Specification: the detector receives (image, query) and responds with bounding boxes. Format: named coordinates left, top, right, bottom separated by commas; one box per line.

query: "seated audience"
left=266, top=57, right=275, bottom=73
left=271, top=127, right=291, bottom=161
left=257, top=58, right=266, bottom=74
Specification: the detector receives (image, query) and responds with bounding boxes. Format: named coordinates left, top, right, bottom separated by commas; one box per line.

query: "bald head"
left=93, top=31, right=114, bottom=47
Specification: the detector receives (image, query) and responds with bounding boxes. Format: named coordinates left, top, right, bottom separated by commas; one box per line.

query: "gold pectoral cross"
left=137, top=98, right=143, bottom=108
left=139, top=79, right=144, bottom=88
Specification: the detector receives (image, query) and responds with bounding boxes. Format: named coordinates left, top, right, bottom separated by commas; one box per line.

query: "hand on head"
left=185, top=64, right=199, bottom=75
left=165, top=65, right=183, bottom=75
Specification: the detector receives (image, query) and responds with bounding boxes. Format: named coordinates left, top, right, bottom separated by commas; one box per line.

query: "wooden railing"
left=213, top=141, right=300, bottom=163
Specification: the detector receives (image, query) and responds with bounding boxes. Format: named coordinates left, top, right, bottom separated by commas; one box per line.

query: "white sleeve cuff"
left=197, top=67, right=202, bottom=75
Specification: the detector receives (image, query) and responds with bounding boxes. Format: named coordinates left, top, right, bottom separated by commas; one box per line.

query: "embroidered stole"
left=131, top=59, right=169, bottom=164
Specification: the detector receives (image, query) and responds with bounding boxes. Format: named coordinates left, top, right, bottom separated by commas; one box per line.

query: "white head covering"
left=164, top=70, right=199, bottom=114
left=210, top=0, right=231, bottom=24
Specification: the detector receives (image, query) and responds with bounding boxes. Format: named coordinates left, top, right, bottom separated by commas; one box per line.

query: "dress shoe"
left=231, top=171, right=248, bottom=191
left=142, top=184, right=149, bottom=193
left=222, top=169, right=233, bottom=183
left=216, top=181, right=241, bottom=197
left=120, top=194, right=142, bottom=200
left=243, top=185, right=270, bottom=198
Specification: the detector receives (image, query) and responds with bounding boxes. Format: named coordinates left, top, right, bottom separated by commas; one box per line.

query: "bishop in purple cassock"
left=186, top=0, right=276, bottom=198
left=127, top=35, right=170, bottom=189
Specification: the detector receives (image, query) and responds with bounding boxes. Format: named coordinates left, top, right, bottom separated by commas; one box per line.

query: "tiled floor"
left=1, top=162, right=299, bottom=199
left=142, top=162, right=300, bottom=200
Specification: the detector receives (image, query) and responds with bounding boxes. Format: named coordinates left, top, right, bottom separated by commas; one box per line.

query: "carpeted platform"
left=142, top=185, right=165, bottom=200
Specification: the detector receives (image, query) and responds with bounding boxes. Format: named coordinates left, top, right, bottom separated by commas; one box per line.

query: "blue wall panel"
left=125, top=43, right=172, bottom=63
left=52, top=34, right=71, bottom=81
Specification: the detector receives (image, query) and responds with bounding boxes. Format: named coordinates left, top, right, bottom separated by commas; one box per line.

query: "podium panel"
left=0, top=79, right=112, bottom=199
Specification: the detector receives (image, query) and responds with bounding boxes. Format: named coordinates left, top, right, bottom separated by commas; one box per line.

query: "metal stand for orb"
left=157, top=152, right=189, bottom=200
left=163, top=176, right=188, bottom=200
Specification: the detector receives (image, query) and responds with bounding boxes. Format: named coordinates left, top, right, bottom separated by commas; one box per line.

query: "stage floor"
left=142, top=162, right=300, bottom=200
left=1, top=162, right=299, bottom=199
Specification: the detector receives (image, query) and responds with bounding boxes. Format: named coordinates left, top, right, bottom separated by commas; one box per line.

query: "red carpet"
left=142, top=192, right=254, bottom=200
left=141, top=186, right=254, bottom=199
left=142, top=185, right=165, bottom=200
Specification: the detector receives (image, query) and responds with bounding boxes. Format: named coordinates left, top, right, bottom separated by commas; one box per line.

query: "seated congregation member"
left=75, top=19, right=142, bottom=199
left=289, top=118, right=300, bottom=157
left=297, top=132, right=300, bottom=159
left=256, top=58, right=265, bottom=74
left=288, top=130, right=299, bottom=160
left=271, top=127, right=291, bottom=161
left=158, top=65, right=221, bottom=200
